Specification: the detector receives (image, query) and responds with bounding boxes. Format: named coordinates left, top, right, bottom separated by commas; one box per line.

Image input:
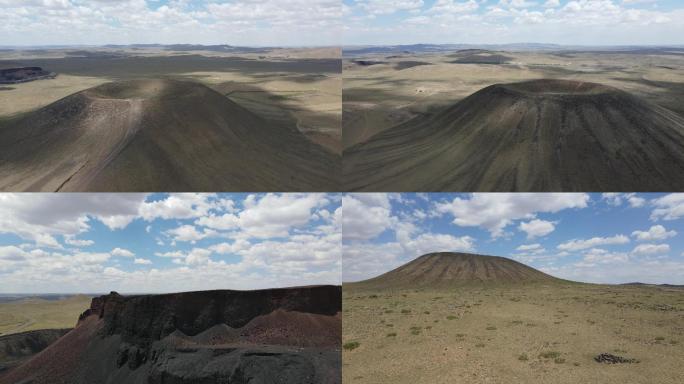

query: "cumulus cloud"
left=631, top=243, right=670, bottom=256
left=0, top=0, right=341, bottom=46
left=651, top=194, right=684, bottom=221
left=519, top=219, right=556, bottom=239
left=111, top=247, right=134, bottom=258
left=602, top=193, right=646, bottom=208
left=557, top=234, right=630, bottom=251
left=0, top=193, right=342, bottom=293
left=435, top=193, right=588, bottom=237
left=345, top=0, right=684, bottom=45
left=165, top=225, right=216, bottom=243
left=631, top=225, right=677, bottom=242
left=342, top=194, right=393, bottom=241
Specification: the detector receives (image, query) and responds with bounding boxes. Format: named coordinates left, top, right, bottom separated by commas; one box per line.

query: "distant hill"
left=347, top=252, right=560, bottom=290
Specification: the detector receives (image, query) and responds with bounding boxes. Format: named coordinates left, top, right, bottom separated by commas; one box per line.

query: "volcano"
left=343, top=79, right=684, bottom=191
left=0, top=79, right=340, bottom=191
left=0, top=286, right=341, bottom=384
left=348, top=252, right=560, bottom=290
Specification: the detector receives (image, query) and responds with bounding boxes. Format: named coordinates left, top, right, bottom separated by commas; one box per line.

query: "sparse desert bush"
left=343, top=341, right=360, bottom=351
left=539, top=351, right=561, bottom=359
left=655, top=336, right=665, bottom=341
left=486, top=326, right=497, bottom=330
left=447, top=315, right=457, bottom=320
left=554, top=357, right=565, bottom=364
left=518, top=353, right=529, bottom=361
left=387, top=332, right=397, bottom=337
left=401, top=309, right=411, bottom=314
left=410, top=326, right=421, bottom=335
left=475, top=343, right=485, bottom=348
left=424, top=311, right=430, bottom=314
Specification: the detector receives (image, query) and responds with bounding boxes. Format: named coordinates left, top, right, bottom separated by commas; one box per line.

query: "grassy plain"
left=0, top=295, right=91, bottom=336
left=343, top=283, right=684, bottom=384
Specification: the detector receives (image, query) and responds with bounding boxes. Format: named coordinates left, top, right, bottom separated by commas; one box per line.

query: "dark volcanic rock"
left=0, top=328, right=71, bottom=372
left=1, top=286, right=342, bottom=384
left=594, top=353, right=639, bottom=364
left=89, top=286, right=340, bottom=346
left=344, top=79, right=684, bottom=192
left=0, top=67, right=56, bottom=84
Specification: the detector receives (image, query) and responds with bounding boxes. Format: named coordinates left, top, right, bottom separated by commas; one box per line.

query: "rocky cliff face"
left=1, top=286, right=342, bottom=384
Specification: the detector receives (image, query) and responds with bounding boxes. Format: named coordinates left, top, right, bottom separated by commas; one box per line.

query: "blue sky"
left=0, top=193, right=341, bottom=293
left=0, top=0, right=341, bottom=46
left=343, top=193, right=684, bottom=284
left=343, top=0, right=684, bottom=45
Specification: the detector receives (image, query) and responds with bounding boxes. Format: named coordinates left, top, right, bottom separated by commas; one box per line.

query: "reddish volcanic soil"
left=0, top=286, right=341, bottom=384
left=0, top=316, right=102, bottom=384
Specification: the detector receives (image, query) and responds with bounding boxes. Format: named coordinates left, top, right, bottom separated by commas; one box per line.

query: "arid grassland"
left=343, top=284, right=684, bottom=384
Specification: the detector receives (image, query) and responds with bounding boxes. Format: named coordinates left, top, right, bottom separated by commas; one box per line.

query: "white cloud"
left=357, top=0, right=425, bottom=15
left=519, top=219, right=556, bottom=239
left=64, top=236, right=94, bottom=247
left=631, top=243, right=670, bottom=256
left=342, top=194, right=393, bottom=240
left=602, top=193, right=645, bottom=208
left=0, top=194, right=145, bottom=247
left=651, top=194, right=684, bottom=221
left=111, top=247, right=134, bottom=258
left=631, top=225, right=677, bottom=242
left=237, top=193, right=328, bottom=238
left=436, top=193, right=588, bottom=237
left=1, top=0, right=341, bottom=46
left=557, top=234, right=630, bottom=251
left=165, top=225, right=216, bottom=243
left=516, top=243, right=543, bottom=252
left=402, top=233, right=475, bottom=257
left=0, top=193, right=342, bottom=293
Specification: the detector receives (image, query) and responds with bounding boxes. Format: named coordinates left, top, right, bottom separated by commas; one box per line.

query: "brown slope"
left=0, top=79, right=340, bottom=191
left=348, top=252, right=561, bottom=290
left=0, top=286, right=342, bottom=384
left=343, top=79, right=684, bottom=191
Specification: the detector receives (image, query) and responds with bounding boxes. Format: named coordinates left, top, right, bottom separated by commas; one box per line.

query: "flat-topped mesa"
left=1, top=286, right=342, bottom=384
left=77, top=291, right=123, bottom=324
left=350, top=252, right=560, bottom=290
left=78, top=286, right=341, bottom=343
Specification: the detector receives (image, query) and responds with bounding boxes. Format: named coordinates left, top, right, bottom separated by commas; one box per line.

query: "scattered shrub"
left=343, top=342, right=360, bottom=351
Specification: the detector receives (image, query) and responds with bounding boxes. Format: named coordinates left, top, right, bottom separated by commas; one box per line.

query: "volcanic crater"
left=0, top=79, right=340, bottom=191
left=343, top=79, right=684, bottom=192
